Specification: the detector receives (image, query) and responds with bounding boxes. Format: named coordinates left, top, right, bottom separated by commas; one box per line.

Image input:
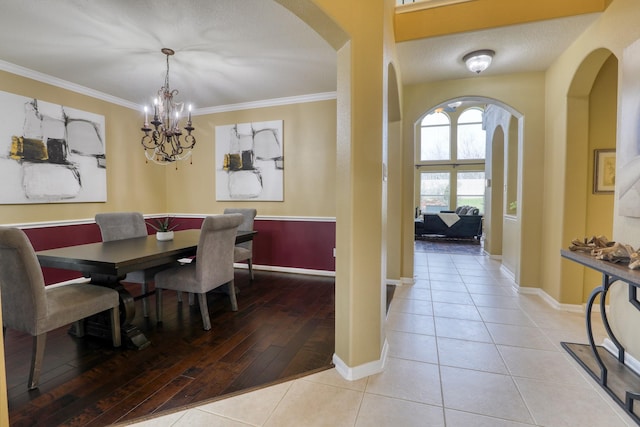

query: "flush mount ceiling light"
left=462, top=49, right=495, bottom=74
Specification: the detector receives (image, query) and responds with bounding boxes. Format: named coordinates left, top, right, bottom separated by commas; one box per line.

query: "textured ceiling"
left=0, top=1, right=600, bottom=112
left=396, top=13, right=600, bottom=85
left=0, top=0, right=337, bottom=111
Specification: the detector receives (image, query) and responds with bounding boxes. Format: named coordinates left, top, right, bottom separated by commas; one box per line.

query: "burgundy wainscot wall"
left=22, top=217, right=336, bottom=285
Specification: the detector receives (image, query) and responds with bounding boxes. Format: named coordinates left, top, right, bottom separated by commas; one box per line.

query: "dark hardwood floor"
left=4, top=270, right=335, bottom=426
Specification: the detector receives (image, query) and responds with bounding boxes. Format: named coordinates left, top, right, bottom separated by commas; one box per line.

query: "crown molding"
left=0, top=58, right=336, bottom=115
left=0, top=59, right=139, bottom=110
left=195, top=92, right=337, bottom=115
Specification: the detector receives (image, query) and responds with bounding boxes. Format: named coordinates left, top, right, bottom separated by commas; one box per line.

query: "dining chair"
left=95, top=212, right=156, bottom=317
left=223, top=208, right=257, bottom=281
left=155, top=213, right=243, bottom=330
left=0, top=227, right=121, bottom=389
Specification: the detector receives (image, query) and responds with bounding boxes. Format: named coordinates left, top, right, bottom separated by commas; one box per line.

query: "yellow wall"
left=543, top=0, right=640, bottom=356
left=395, top=0, right=610, bottom=42
left=0, top=72, right=338, bottom=223
left=582, top=55, right=617, bottom=297
left=312, top=0, right=390, bottom=369
left=165, top=100, right=337, bottom=217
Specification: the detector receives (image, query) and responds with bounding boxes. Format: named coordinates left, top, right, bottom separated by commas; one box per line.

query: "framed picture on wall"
left=593, top=149, right=616, bottom=194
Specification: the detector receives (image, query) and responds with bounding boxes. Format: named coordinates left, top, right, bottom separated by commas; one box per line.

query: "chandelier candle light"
left=141, top=48, right=196, bottom=165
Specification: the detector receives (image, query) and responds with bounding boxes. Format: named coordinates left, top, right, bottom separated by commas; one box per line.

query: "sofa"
left=415, top=205, right=483, bottom=240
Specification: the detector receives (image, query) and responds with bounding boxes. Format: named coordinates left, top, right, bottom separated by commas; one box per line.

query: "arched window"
left=417, top=106, right=486, bottom=214
left=420, top=112, right=450, bottom=161
left=457, top=108, right=485, bottom=160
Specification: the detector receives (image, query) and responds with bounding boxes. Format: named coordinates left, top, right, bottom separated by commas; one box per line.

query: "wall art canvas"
left=593, top=149, right=616, bottom=194
left=619, top=39, right=640, bottom=216
left=215, top=120, right=283, bottom=201
left=0, top=91, right=106, bottom=204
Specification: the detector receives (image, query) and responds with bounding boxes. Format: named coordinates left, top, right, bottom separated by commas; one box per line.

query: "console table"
left=561, top=249, right=640, bottom=425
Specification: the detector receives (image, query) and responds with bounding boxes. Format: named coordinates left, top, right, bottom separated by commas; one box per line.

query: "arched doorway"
left=561, top=49, right=618, bottom=304
left=414, top=97, right=524, bottom=280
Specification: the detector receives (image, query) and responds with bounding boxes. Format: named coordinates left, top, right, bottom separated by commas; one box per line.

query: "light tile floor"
left=126, top=251, right=637, bottom=426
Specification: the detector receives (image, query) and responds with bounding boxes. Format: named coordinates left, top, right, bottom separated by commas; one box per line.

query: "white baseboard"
left=500, top=264, right=515, bottom=280
left=386, top=277, right=415, bottom=286
left=400, top=276, right=415, bottom=285
left=602, top=338, right=640, bottom=376
left=517, top=286, right=585, bottom=313
left=333, top=339, right=388, bottom=381
left=239, top=263, right=335, bottom=277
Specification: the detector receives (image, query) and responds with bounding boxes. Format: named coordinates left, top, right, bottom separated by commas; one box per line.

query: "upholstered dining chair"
left=0, top=227, right=121, bottom=389
left=95, top=212, right=155, bottom=317
left=223, top=208, right=257, bottom=281
left=154, top=213, right=243, bottom=331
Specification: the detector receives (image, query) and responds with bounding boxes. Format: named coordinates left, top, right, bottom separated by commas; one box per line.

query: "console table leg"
left=586, top=285, right=608, bottom=385
left=601, top=275, right=625, bottom=363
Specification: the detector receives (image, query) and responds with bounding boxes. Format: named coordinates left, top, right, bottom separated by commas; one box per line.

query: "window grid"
left=417, top=106, right=486, bottom=213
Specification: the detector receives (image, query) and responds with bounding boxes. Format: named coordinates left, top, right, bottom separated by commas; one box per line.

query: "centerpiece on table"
left=147, top=216, right=179, bottom=241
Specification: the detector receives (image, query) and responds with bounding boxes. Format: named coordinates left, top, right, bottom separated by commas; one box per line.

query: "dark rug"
left=415, top=237, right=485, bottom=255
left=418, top=235, right=481, bottom=244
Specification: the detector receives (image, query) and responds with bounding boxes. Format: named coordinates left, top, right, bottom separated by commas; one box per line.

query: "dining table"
left=36, top=229, right=256, bottom=349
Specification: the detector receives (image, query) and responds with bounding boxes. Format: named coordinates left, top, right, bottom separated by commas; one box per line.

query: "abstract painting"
left=215, top=120, right=283, bottom=201
left=0, top=90, right=106, bottom=203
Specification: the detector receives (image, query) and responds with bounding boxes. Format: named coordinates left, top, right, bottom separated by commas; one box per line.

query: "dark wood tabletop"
left=37, top=229, right=256, bottom=277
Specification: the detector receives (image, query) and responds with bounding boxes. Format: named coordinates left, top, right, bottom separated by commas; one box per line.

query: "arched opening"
left=414, top=97, right=523, bottom=278
left=561, top=49, right=618, bottom=304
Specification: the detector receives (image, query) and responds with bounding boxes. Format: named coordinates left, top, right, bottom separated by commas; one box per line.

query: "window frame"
left=415, top=105, right=486, bottom=214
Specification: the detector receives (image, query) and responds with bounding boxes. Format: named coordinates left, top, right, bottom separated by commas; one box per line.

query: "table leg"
left=74, top=274, right=151, bottom=350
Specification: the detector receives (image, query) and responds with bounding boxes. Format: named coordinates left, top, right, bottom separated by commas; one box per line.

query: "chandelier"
left=141, top=48, right=196, bottom=165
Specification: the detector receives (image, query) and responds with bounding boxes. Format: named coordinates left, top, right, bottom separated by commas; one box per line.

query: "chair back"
left=195, top=214, right=243, bottom=285
left=95, top=212, right=147, bottom=242
left=223, top=208, right=256, bottom=251
left=0, top=227, right=47, bottom=335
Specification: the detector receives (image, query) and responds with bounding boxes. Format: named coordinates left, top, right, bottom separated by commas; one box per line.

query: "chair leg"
left=109, top=307, right=122, bottom=347
left=177, top=291, right=183, bottom=303
left=188, top=293, right=195, bottom=306
left=156, top=288, right=163, bottom=324
left=248, top=259, right=254, bottom=282
left=141, top=282, right=149, bottom=317
left=228, top=280, right=238, bottom=311
left=197, top=293, right=212, bottom=331
left=73, top=320, right=85, bottom=337
left=28, top=334, right=46, bottom=390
